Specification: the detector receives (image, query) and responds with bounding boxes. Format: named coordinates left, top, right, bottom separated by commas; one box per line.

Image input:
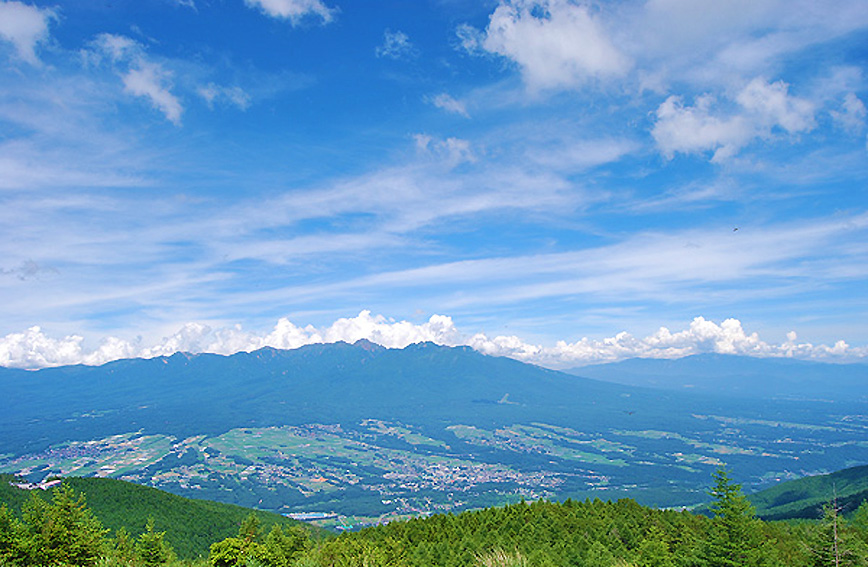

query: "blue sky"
left=1, top=0, right=867, bottom=369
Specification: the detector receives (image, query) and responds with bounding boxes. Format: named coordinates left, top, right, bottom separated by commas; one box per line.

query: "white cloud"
left=89, top=33, right=139, bottom=63
left=830, top=93, right=867, bottom=133
left=89, top=34, right=184, bottom=125
left=0, top=326, right=136, bottom=369
left=198, top=83, right=251, bottom=110
left=652, top=94, right=753, bottom=162
left=245, top=0, right=335, bottom=25
left=736, top=77, right=815, bottom=134
left=375, top=30, right=417, bottom=60
left=1, top=314, right=865, bottom=370
left=468, top=316, right=868, bottom=367
left=652, top=78, right=816, bottom=161
left=430, top=93, right=469, bottom=118
left=454, top=23, right=484, bottom=54
left=525, top=138, right=637, bottom=171
left=122, top=62, right=183, bottom=125
left=0, top=0, right=54, bottom=65
left=413, top=134, right=476, bottom=166
left=475, top=0, right=630, bottom=91
left=464, top=0, right=868, bottom=102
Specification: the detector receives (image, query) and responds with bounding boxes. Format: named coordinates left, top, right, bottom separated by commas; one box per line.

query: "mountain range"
left=2, top=342, right=866, bottom=517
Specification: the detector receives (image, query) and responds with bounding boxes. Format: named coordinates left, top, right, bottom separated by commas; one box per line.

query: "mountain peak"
left=353, top=339, right=385, bottom=352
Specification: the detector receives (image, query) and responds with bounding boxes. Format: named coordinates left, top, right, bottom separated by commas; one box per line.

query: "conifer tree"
left=110, top=526, right=138, bottom=565
left=852, top=501, right=868, bottom=545
left=22, top=482, right=108, bottom=566
left=0, top=504, right=27, bottom=566
left=635, top=524, right=675, bottom=567
left=702, top=468, right=772, bottom=567
left=808, top=499, right=868, bottom=567
left=136, top=517, right=176, bottom=566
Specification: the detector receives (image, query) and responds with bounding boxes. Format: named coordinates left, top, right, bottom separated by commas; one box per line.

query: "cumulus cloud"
left=375, top=30, right=417, bottom=60
left=244, top=0, right=335, bottom=24
left=1, top=313, right=865, bottom=370
left=0, top=0, right=55, bottom=65
left=652, top=78, right=816, bottom=161
left=468, top=316, right=868, bottom=368
left=89, top=34, right=183, bottom=125
left=429, top=93, right=469, bottom=117
left=471, top=0, right=630, bottom=91
left=0, top=326, right=136, bottom=369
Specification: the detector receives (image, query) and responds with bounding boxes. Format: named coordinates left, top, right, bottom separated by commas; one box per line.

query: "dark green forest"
left=2, top=470, right=868, bottom=566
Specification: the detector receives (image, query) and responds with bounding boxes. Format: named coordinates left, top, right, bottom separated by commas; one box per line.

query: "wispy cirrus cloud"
left=429, top=93, right=470, bottom=117
left=88, top=34, right=183, bottom=125
left=198, top=83, right=252, bottom=110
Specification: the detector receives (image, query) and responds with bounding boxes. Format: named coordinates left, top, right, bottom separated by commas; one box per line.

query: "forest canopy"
left=1, top=470, right=867, bottom=567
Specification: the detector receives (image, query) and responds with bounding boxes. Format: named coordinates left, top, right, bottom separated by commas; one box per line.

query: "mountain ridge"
left=2, top=341, right=866, bottom=516
left=565, top=352, right=868, bottom=401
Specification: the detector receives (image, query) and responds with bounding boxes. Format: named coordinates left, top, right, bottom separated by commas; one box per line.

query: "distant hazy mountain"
left=565, top=353, right=868, bottom=401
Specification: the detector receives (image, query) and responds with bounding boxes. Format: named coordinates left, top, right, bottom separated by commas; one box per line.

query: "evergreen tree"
left=136, top=517, right=177, bottom=566
left=808, top=499, right=868, bottom=567
left=634, top=524, right=675, bottom=567
left=0, top=504, right=27, bottom=566
left=110, top=526, right=139, bottom=565
left=851, top=501, right=868, bottom=545
left=702, top=468, right=772, bottom=567
left=22, top=482, right=108, bottom=566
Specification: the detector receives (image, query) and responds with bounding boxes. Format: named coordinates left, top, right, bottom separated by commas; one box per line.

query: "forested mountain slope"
left=747, top=464, right=868, bottom=520
left=0, top=475, right=316, bottom=559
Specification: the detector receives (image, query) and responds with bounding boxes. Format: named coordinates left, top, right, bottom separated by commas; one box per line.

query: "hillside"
left=747, top=464, right=868, bottom=521
left=0, top=474, right=317, bottom=559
